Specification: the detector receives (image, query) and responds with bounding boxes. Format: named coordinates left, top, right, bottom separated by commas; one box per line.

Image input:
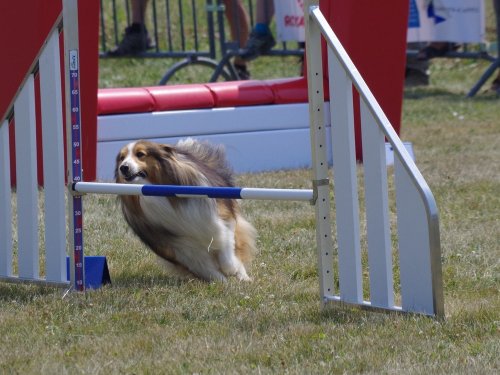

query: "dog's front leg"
left=215, top=221, right=251, bottom=281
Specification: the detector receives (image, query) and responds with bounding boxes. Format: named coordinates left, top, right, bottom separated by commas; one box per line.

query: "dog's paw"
left=233, top=265, right=252, bottom=282
left=237, top=273, right=252, bottom=282
left=219, top=262, right=252, bottom=282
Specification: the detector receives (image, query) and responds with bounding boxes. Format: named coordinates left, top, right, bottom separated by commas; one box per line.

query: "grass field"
left=1, top=3, right=500, bottom=374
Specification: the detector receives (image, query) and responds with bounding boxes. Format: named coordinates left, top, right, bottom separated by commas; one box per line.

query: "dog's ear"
left=153, top=144, right=174, bottom=160
left=162, top=144, right=173, bottom=152
left=160, top=144, right=174, bottom=156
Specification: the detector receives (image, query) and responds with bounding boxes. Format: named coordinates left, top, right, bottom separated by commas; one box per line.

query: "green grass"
left=2, top=58, right=498, bottom=373
left=2, top=3, right=500, bottom=374
left=98, top=0, right=304, bottom=86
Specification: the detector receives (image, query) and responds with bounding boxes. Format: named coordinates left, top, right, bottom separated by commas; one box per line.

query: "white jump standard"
left=0, top=0, right=444, bottom=318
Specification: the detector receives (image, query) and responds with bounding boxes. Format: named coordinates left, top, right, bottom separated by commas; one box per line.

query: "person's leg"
left=223, top=0, right=251, bottom=78
left=224, top=0, right=249, bottom=48
left=109, top=0, right=151, bottom=56
left=240, top=0, right=276, bottom=61
left=131, top=0, right=148, bottom=24
left=255, top=0, right=274, bottom=26
left=406, top=42, right=430, bottom=86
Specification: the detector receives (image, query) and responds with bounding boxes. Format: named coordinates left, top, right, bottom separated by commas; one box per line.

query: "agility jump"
left=0, top=0, right=444, bottom=317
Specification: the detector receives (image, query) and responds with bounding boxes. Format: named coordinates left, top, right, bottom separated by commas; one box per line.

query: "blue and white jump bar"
left=73, top=182, right=314, bottom=202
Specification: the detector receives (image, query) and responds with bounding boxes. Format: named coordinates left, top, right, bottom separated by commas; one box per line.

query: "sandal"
left=417, top=43, right=460, bottom=61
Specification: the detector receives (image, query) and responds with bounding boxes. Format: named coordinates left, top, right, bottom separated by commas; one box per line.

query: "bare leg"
left=223, top=0, right=250, bottom=69
left=131, top=0, right=149, bottom=24
left=256, top=0, right=274, bottom=24
left=109, top=0, right=150, bottom=55
left=240, top=0, right=276, bottom=61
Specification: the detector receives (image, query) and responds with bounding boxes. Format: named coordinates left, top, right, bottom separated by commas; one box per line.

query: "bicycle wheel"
left=159, top=57, right=234, bottom=85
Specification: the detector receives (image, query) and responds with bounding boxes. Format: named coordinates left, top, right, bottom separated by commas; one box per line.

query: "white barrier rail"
left=305, top=0, right=444, bottom=317
left=73, top=182, right=314, bottom=202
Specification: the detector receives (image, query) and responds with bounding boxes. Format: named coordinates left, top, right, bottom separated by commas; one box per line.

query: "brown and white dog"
left=115, top=138, right=257, bottom=282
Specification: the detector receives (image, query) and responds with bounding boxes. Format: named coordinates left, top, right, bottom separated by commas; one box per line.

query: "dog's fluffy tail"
left=235, top=215, right=257, bottom=266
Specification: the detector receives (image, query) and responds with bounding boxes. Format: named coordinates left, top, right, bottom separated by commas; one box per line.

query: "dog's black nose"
left=120, top=164, right=129, bottom=175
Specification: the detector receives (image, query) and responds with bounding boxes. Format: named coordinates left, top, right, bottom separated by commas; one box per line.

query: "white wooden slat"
left=360, top=99, right=394, bottom=308
left=0, top=120, right=13, bottom=277
left=98, top=103, right=313, bottom=142
left=329, top=49, right=362, bottom=304
left=394, top=156, right=434, bottom=315
left=305, top=3, right=335, bottom=301
left=308, top=3, right=443, bottom=317
left=14, top=74, right=39, bottom=279
left=40, top=30, right=67, bottom=282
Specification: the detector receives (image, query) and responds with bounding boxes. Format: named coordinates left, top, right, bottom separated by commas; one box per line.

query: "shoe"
left=491, top=78, right=500, bottom=95
left=108, top=23, right=152, bottom=56
left=417, top=43, right=460, bottom=61
left=240, top=31, right=276, bottom=61
left=234, top=63, right=251, bottom=80
left=405, top=68, right=429, bottom=87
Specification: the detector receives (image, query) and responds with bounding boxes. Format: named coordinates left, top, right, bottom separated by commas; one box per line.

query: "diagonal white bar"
left=308, top=4, right=443, bottom=317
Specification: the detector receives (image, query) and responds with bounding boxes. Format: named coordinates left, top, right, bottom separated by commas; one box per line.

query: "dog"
left=115, top=138, right=257, bottom=282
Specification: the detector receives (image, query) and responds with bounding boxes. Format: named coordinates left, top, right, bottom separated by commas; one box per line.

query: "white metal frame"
left=40, top=30, right=67, bottom=282
left=305, top=0, right=444, bottom=317
left=0, top=12, right=69, bottom=287
left=0, top=0, right=443, bottom=318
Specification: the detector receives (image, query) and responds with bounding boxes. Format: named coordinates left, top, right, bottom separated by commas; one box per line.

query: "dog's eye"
left=136, top=151, right=146, bottom=158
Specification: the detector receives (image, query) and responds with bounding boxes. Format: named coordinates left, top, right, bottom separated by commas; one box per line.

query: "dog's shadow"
left=110, top=270, right=196, bottom=289
left=0, top=283, right=63, bottom=303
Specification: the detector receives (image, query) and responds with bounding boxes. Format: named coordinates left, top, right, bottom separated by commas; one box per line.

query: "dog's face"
left=115, top=140, right=172, bottom=184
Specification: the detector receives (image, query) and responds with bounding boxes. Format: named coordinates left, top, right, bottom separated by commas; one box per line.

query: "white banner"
left=274, top=0, right=305, bottom=42
left=407, top=0, right=485, bottom=43
left=274, top=0, right=485, bottom=44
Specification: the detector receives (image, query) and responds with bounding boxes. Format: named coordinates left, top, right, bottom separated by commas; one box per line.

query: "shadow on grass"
left=0, top=283, right=62, bottom=303
left=404, top=86, right=500, bottom=101
left=110, top=270, right=192, bottom=289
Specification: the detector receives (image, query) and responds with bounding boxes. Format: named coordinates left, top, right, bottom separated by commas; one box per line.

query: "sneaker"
left=108, top=23, right=152, bottom=56
left=240, top=31, right=276, bottom=61
left=234, top=63, right=250, bottom=80
left=405, top=68, right=429, bottom=87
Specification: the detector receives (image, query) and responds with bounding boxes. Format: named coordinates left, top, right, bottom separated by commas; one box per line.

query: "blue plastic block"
left=66, top=256, right=111, bottom=289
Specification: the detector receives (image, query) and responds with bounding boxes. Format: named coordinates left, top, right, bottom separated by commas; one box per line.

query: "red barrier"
left=96, top=1, right=408, bottom=162
left=2, top=0, right=407, bottom=180
left=1, top=0, right=98, bottom=185
left=323, top=0, right=409, bottom=159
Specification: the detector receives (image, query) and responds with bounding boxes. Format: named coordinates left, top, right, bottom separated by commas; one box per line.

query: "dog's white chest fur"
left=140, top=195, right=218, bottom=239
left=138, top=195, right=248, bottom=281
